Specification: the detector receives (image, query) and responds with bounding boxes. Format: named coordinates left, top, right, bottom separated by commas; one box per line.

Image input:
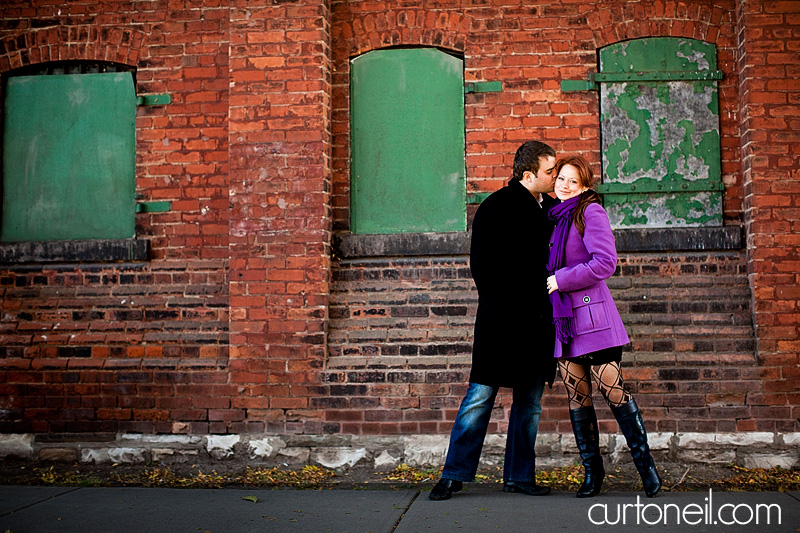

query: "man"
left=430, top=141, right=558, bottom=500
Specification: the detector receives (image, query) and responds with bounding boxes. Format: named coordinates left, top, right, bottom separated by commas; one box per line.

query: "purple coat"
left=550, top=202, right=629, bottom=359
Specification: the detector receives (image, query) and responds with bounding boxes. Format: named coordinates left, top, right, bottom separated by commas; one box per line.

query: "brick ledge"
left=614, top=226, right=744, bottom=252
left=0, top=239, right=150, bottom=264
left=334, top=226, right=744, bottom=258
left=334, top=232, right=469, bottom=258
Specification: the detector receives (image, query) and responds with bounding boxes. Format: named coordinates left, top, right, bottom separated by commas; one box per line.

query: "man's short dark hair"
left=512, top=141, right=556, bottom=181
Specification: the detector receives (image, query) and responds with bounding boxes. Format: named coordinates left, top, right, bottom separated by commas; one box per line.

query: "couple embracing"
left=429, top=141, right=662, bottom=501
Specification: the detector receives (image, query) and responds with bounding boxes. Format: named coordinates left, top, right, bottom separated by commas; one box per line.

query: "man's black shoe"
left=429, top=478, right=463, bottom=500
left=503, top=481, right=551, bottom=496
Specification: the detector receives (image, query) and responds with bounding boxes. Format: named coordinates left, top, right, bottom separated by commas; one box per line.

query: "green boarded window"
left=2, top=69, right=136, bottom=242
left=598, top=38, right=723, bottom=228
left=350, top=48, right=466, bottom=234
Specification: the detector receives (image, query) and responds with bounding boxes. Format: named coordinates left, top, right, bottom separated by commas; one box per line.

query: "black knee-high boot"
left=611, top=398, right=662, bottom=497
left=569, top=406, right=604, bottom=498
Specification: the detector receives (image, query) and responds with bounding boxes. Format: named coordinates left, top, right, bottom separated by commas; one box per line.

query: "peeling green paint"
left=601, top=37, right=717, bottom=74
left=604, top=191, right=721, bottom=227
left=598, top=38, right=723, bottom=228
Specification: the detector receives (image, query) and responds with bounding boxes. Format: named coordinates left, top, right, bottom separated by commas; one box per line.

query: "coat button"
left=583, top=296, right=591, bottom=303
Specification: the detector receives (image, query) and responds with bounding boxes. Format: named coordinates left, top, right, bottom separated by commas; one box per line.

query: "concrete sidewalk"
left=1, top=485, right=798, bottom=532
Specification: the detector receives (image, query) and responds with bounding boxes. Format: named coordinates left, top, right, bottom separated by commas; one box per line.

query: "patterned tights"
left=558, top=359, right=632, bottom=411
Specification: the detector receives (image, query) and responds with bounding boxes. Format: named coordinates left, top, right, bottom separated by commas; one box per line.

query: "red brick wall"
left=327, top=251, right=757, bottom=435
left=0, top=0, right=797, bottom=439
left=0, top=1, right=233, bottom=434
left=331, top=1, right=744, bottom=229
left=736, top=0, right=800, bottom=423
left=324, top=0, right=780, bottom=439
left=227, top=0, right=332, bottom=434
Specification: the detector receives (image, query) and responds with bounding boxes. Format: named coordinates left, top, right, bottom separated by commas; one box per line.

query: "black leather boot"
left=611, top=398, right=662, bottom=498
left=569, top=406, right=604, bottom=498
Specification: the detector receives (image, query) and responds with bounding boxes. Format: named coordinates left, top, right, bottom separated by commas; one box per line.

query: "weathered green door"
left=350, top=48, right=466, bottom=234
left=598, top=38, right=723, bottom=228
left=2, top=71, right=136, bottom=242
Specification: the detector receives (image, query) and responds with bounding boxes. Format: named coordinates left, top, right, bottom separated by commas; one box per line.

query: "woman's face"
left=555, top=164, right=583, bottom=201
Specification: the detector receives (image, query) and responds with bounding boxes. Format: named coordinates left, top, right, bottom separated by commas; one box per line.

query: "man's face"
left=536, top=155, right=557, bottom=191
left=522, top=155, right=557, bottom=194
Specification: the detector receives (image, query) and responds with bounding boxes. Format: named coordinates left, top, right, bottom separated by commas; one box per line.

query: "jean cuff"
left=440, top=470, right=475, bottom=483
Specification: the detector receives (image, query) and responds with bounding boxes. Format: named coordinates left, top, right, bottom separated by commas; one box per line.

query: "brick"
left=0, top=0, right=796, bottom=440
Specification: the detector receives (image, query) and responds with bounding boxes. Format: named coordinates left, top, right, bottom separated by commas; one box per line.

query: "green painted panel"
left=600, top=37, right=718, bottom=74
left=604, top=190, right=722, bottom=227
left=350, top=48, right=466, bottom=234
left=598, top=38, right=722, bottom=228
left=2, top=72, right=136, bottom=242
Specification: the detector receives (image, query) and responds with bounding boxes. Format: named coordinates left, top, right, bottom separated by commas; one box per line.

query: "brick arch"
left=338, top=10, right=474, bottom=58
left=0, top=25, right=146, bottom=73
left=585, top=3, right=728, bottom=49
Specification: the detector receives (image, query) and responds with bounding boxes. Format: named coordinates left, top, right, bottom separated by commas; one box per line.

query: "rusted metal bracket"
left=136, top=94, right=172, bottom=106
left=135, top=201, right=171, bottom=213
left=466, top=192, right=491, bottom=204
left=562, top=70, right=723, bottom=92
left=597, top=181, right=725, bottom=194
left=465, top=81, right=502, bottom=93
left=595, top=70, right=723, bottom=82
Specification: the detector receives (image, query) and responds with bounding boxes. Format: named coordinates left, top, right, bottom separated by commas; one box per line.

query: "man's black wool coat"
left=468, top=179, right=556, bottom=388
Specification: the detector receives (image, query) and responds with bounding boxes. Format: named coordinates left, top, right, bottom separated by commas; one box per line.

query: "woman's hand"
left=546, top=275, right=558, bottom=294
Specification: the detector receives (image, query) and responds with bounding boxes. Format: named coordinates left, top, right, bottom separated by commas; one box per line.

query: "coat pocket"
left=569, top=287, right=611, bottom=335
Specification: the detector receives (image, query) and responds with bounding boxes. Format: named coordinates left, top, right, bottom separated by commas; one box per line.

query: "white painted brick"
left=716, top=432, right=774, bottom=447
left=780, top=433, right=800, bottom=446
left=81, top=447, right=145, bottom=464
left=119, top=434, right=201, bottom=445
left=205, top=435, right=240, bottom=459
left=311, top=447, right=367, bottom=469
left=403, top=435, right=448, bottom=467
left=676, top=433, right=735, bottom=464
left=276, top=447, right=310, bottom=464
left=374, top=450, right=401, bottom=470
left=151, top=448, right=198, bottom=463
left=741, top=452, right=799, bottom=470
left=248, top=437, right=287, bottom=459
left=0, top=434, right=33, bottom=459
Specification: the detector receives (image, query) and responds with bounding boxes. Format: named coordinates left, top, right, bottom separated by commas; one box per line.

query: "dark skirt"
left=564, top=345, right=623, bottom=366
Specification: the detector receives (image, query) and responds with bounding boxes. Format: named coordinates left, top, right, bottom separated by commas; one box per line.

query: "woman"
left=546, top=155, right=662, bottom=498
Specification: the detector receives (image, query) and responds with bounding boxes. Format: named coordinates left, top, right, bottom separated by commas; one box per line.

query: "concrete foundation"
left=2, top=432, right=798, bottom=471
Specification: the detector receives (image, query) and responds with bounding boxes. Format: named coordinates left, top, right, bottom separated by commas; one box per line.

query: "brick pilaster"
left=737, top=0, right=800, bottom=430
left=228, top=0, right=333, bottom=433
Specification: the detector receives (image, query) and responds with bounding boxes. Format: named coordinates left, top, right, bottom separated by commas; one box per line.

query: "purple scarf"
left=547, top=195, right=581, bottom=343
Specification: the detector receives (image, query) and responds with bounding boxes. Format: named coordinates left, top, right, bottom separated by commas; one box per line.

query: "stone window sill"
left=333, top=226, right=743, bottom=259
left=0, top=239, right=150, bottom=264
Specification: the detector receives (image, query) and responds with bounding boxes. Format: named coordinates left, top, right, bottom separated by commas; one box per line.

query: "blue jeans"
left=441, top=375, right=546, bottom=483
